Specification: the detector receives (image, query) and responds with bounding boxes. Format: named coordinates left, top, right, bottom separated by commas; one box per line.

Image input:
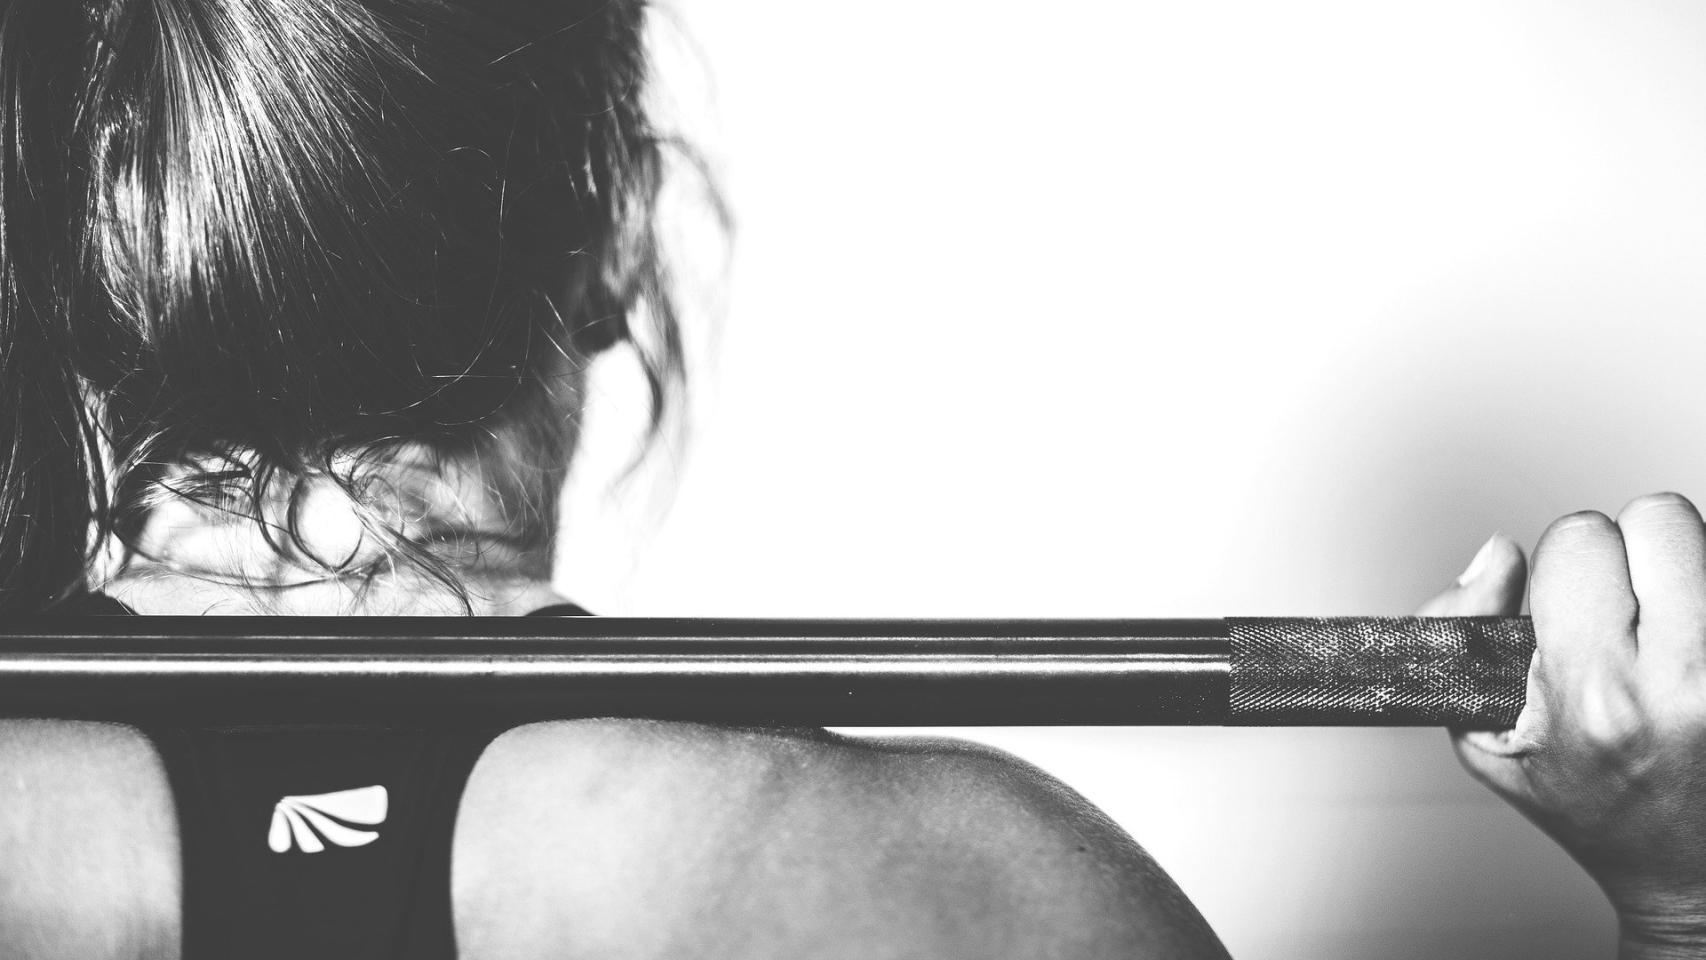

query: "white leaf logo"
left=268, top=785, right=388, bottom=854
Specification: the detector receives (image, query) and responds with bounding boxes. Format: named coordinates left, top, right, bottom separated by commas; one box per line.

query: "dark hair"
left=0, top=0, right=689, bottom=611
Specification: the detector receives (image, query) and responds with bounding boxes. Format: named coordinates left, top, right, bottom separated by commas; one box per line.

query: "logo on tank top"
left=268, top=785, right=389, bottom=854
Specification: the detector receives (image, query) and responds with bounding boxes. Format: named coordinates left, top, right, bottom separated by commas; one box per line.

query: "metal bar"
left=0, top=616, right=1534, bottom=726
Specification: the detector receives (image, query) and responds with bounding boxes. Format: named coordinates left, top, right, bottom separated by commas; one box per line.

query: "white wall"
left=560, top=2, right=1706, bottom=956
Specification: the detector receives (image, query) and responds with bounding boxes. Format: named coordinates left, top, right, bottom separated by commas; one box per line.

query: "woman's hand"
left=1418, top=494, right=1706, bottom=957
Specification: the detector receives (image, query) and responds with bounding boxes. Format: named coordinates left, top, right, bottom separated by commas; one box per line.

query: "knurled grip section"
left=1227, top=617, right=1535, bottom=726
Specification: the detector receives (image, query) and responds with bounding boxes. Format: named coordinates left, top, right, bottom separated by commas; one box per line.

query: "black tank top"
left=60, top=592, right=591, bottom=960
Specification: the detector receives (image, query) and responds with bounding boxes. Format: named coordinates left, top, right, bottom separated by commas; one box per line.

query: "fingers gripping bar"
left=0, top=616, right=1535, bottom=726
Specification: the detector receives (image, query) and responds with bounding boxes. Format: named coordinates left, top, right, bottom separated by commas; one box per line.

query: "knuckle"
left=1573, top=679, right=1648, bottom=756
left=1546, top=510, right=1615, bottom=538
left=1534, top=510, right=1627, bottom=576
left=1617, top=491, right=1704, bottom=529
left=1541, top=511, right=1619, bottom=554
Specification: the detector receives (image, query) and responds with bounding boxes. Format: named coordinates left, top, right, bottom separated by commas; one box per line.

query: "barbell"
left=0, top=616, right=1531, bottom=726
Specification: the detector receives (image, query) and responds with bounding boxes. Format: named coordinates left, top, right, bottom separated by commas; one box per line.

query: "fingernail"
left=1456, top=534, right=1499, bottom=587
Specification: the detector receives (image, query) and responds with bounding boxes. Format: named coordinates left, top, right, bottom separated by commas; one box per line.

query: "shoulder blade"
left=454, top=720, right=1228, bottom=960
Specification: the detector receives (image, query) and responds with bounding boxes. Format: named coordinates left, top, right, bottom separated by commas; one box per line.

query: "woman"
left=0, top=0, right=1699, bottom=957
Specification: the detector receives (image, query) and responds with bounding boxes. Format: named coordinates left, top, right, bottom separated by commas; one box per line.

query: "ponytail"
left=0, top=0, right=697, bottom=609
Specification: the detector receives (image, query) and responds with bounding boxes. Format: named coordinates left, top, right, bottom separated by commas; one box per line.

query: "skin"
left=0, top=465, right=1231, bottom=960
left=1416, top=492, right=1706, bottom=960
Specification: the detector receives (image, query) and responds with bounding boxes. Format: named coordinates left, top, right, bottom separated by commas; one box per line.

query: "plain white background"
left=558, top=2, right=1706, bottom=956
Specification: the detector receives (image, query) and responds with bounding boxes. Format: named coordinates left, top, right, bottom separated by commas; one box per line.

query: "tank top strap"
left=148, top=722, right=487, bottom=959
left=57, top=592, right=592, bottom=959
left=525, top=600, right=594, bottom=616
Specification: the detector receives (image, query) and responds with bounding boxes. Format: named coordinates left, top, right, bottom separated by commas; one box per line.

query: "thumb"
left=1420, top=533, right=1542, bottom=787
left=1415, top=533, right=1528, bottom=618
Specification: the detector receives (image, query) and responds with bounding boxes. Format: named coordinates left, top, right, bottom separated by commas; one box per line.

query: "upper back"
left=0, top=720, right=180, bottom=960
left=0, top=717, right=1228, bottom=960
left=452, top=719, right=1229, bottom=960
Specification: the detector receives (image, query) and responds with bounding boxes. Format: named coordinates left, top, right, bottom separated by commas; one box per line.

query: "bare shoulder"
left=0, top=720, right=180, bottom=960
left=453, top=720, right=1227, bottom=960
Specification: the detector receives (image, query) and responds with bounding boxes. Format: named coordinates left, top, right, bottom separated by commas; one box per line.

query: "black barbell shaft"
left=0, top=616, right=1534, bottom=726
